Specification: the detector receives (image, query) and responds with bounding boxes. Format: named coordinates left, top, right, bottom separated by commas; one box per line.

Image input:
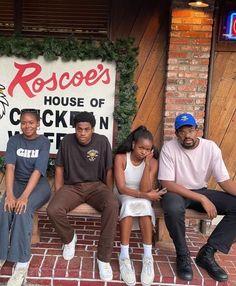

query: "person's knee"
left=105, top=196, right=119, bottom=213
left=47, top=202, right=60, bottom=219
left=162, top=202, right=185, bottom=218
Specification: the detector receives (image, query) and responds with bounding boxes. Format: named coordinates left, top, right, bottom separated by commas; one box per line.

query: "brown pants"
left=47, top=181, right=119, bottom=262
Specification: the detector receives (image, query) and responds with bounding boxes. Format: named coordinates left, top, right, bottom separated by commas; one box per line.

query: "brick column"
left=163, top=0, right=215, bottom=140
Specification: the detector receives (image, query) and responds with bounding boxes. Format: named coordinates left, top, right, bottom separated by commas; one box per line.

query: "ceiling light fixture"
left=188, top=1, right=209, bottom=8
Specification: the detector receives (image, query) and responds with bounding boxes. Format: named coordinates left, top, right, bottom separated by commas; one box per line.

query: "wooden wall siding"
left=111, top=0, right=170, bottom=148
left=208, top=52, right=236, bottom=188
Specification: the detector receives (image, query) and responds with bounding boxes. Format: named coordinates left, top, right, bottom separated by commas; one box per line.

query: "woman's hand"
left=144, top=150, right=154, bottom=166
left=4, top=194, right=17, bottom=212
left=146, top=188, right=166, bottom=201
left=15, top=195, right=29, bottom=214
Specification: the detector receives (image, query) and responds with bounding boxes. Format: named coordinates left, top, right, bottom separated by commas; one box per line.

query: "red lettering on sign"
left=8, top=62, right=111, bottom=98
left=8, top=62, right=41, bottom=98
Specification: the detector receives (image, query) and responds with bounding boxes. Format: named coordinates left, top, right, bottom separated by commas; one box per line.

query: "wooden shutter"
left=0, top=0, right=110, bottom=39
left=22, top=0, right=110, bottom=38
left=0, top=0, right=14, bottom=33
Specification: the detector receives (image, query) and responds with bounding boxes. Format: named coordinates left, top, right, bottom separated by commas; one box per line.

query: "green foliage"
left=0, top=156, right=5, bottom=173
left=0, top=35, right=138, bottom=176
left=46, top=158, right=56, bottom=177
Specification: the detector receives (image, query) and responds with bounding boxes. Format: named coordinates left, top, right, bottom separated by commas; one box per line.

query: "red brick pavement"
left=0, top=214, right=236, bottom=286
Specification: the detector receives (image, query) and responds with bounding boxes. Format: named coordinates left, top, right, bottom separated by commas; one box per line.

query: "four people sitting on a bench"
left=0, top=110, right=236, bottom=285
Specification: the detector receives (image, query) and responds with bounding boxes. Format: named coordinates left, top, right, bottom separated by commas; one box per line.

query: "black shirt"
left=56, top=133, right=112, bottom=184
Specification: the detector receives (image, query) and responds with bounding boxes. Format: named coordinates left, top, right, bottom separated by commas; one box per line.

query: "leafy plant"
left=0, top=156, right=5, bottom=173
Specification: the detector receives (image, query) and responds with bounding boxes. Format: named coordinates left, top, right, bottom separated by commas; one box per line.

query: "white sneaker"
left=97, top=258, right=113, bottom=281
left=119, top=257, right=136, bottom=286
left=0, top=259, right=6, bottom=270
left=7, top=267, right=28, bottom=286
left=141, top=256, right=154, bottom=286
left=62, top=233, right=77, bottom=260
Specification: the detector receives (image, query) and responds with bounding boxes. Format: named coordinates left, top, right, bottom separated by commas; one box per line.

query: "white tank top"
left=124, top=152, right=145, bottom=190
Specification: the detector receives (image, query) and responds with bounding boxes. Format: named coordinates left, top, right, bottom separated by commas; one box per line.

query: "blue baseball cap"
left=175, top=113, right=197, bottom=130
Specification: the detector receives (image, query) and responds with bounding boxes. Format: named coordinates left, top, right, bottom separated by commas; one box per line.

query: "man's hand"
left=4, top=194, right=16, bottom=212
left=200, top=196, right=217, bottom=219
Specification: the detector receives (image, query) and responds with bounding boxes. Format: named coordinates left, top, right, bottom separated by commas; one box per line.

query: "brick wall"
left=163, top=0, right=216, bottom=140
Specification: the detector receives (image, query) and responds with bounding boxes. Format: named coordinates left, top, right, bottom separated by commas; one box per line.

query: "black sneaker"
left=196, top=244, right=228, bottom=282
left=176, top=253, right=193, bottom=281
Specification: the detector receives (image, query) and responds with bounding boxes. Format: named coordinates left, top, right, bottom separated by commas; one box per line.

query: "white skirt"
left=117, top=193, right=156, bottom=230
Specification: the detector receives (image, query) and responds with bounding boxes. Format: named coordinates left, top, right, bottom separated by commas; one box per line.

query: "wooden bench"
left=32, top=202, right=100, bottom=244
left=31, top=199, right=209, bottom=246
left=153, top=202, right=209, bottom=248
left=0, top=175, right=101, bottom=244
left=0, top=174, right=209, bottom=246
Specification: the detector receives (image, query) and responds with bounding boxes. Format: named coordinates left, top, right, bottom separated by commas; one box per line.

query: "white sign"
left=0, top=56, right=116, bottom=154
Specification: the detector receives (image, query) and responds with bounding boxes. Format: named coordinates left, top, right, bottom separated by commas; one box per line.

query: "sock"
left=120, top=244, right=130, bottom=260
left=143, top=243, right=152, bottom=258
left=15, top=261, right=29, bottom=269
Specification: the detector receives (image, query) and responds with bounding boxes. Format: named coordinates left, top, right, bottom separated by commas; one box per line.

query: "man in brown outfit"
left=47, top=111, right=119, bottom=282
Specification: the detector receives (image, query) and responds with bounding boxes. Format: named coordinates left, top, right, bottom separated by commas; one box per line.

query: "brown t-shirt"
left=56, top=133, right=112, bottom=185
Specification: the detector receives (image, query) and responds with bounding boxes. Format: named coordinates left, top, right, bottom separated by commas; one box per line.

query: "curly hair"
left=73, top=111, right=96, bottom=128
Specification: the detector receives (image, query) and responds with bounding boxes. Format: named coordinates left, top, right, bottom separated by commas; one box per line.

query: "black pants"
left=161, top=188, right=236, bottom=255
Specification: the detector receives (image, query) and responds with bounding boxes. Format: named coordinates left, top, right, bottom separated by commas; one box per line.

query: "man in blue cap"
left=158, top=113, right=236, bottom=282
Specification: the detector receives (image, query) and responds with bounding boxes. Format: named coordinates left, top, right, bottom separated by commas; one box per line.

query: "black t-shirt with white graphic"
left=56, top=133, right=112, bottom=185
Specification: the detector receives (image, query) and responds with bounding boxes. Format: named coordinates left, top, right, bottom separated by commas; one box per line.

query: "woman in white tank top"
left=114, top=126, right=165, bottom=286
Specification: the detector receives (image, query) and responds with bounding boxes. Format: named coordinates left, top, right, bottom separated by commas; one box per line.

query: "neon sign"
left=225, top=12, right=236, bottom=40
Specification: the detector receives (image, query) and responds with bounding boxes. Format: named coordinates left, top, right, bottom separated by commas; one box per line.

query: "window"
left=0, top=0, right=14, bottom=33
left=0, top=0, right=110, bottom=39
left=219, top=0, right=236, bottom=41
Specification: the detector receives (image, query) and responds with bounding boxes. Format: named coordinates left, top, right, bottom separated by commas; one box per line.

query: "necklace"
left=130, top=153, right=143, bottom=166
